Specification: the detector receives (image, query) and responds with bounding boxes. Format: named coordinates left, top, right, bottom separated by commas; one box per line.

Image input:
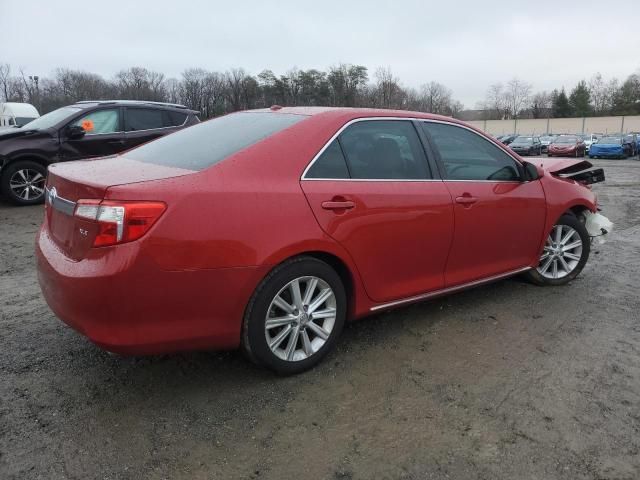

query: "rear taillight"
left=74, top=200, right=166, bottom=247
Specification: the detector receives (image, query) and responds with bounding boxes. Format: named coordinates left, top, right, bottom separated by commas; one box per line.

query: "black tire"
left=524, top=214, right=590, bottom=286
left=1, top=160, right=47, bottom=205
left=241, top=256, right=347, bottom=375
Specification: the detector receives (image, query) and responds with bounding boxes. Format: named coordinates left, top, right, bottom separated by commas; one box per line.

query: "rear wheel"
left=242, top=256, right=346, bottom=375
left=525, top=214, right=590, bottom=286
left=1, top=160, right=47, bottom=205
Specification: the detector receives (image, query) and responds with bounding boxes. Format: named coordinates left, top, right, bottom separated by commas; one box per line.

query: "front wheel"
left=1, top=160, right=47, bottom=205
left=242, top=256, right=346, bottom=374
left=524, top=214, right=590, bottom=286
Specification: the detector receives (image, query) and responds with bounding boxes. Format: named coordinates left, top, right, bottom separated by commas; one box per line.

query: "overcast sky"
left=2, top=0, right=638, bottom=107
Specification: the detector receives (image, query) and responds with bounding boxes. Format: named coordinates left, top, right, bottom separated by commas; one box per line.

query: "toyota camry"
left=36, top=107, right=611, bottom=374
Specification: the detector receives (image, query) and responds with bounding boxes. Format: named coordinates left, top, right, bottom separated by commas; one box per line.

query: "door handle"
left=107, top=139, right=125, bottom=145
left=455, top=195, right=478, bottom=206
left=321, top=200, right=355, bottom=210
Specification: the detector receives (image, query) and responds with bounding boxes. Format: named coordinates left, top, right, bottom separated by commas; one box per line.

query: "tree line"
left=0, top=63, right=463, bottom=118
left=478, top=71, right=640, bottom=120
left=2, top=62, right=638, bottom=120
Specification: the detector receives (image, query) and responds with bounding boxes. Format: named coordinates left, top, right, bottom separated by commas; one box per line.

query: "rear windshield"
left=555, top=136, right=578, bottom=144
left=125, top=112, right=306, bottom=170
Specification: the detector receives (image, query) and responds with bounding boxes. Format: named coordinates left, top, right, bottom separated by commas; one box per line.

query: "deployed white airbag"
left=584, top=211, right=613, bottom=244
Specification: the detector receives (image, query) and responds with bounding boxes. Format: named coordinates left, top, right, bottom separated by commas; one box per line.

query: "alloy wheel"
left=9, top=168, right=45, bottom=201
left=264, top=276, right=336, bottom=362
left=537, top=225, right=583, bottom=279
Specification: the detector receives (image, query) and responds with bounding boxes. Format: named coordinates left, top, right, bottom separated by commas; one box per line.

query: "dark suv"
left=0, top=100, right=199, bottom=205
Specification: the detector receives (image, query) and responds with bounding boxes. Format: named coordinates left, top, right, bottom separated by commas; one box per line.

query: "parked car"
left=0, top=102, right=40, bottom=129
left=589, top=136, right=628, bottom=159
left=36, top=107, right=610, bottom=374
left=624, top=133, right=638, bottom=156
left=508, top=135, right=543, bottom=156
left=539, top=135, right=556, bottom=153
left=631, top=132, right=640, bottom=154
left=0, top=100, right=199, bottom=205
left=500, top=134, right=519, bottom=145
left=580, top=133, right=601, bottom=153
left=547, top=135, right=586, bottom=157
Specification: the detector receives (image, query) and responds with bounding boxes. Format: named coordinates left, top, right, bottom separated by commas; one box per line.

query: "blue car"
left=589, top=136, right=627, bottom=159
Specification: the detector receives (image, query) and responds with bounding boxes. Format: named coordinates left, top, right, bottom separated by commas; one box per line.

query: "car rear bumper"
left=36, top=226, right=269, bottom=355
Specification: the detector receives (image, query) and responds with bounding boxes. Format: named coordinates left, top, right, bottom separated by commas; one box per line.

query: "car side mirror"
left=67, top=125, right=86, bottom=140
left=523, top=161, right=543, bottom=181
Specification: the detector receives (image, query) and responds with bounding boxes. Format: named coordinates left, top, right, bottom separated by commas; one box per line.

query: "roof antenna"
left=270, top=105, right=283, bottom=111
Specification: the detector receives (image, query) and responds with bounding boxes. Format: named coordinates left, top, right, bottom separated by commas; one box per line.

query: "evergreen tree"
left=569, top=81, right=592, bottom=117
left=611, top=74, right=640, bottom=115
left=552, top=88, right=572, bottom=118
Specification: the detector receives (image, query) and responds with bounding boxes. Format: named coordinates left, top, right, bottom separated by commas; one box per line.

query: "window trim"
left=123, top=107, right=188, bottom=134
left=301, top=117, right=524, bottom=182
left=301, top=117, right=437, bottom=182
left=420, top=119, right=525, bottom=183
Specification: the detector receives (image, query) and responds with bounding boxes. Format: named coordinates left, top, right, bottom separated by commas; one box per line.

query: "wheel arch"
left=259, top=242, right=371, bottom=320
left=2, top=153, right=50, bottom=171
left=566, top=203, right=593, bottom=221
left=300, top=251, right=356, bottom=318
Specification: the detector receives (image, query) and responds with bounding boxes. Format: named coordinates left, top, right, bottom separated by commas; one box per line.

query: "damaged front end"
left=537, top=158, right=613, bottom=243
left=542, top=158, right=605, bottom=186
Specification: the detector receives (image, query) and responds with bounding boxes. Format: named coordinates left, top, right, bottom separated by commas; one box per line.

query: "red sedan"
left=547, top=135, right=586, bottom=157
left=36, top=107, right=607, bottom=374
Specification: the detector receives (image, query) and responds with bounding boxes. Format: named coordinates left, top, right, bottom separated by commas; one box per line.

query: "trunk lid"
left=45, top=155, right=194, bottom=260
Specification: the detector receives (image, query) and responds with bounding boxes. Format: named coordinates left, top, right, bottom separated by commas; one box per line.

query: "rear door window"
left=125, top=112, right=306, bottom=171
left=125, top=108, right=165, bottom=131
left=305, top=140, right=350, bottom=179
left=338, top=120, right=430, bottom=179
left=165, top=111, right=188, bottom=127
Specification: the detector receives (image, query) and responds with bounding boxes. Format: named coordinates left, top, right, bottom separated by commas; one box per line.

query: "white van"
left=0, top=102, right=40, bottom=129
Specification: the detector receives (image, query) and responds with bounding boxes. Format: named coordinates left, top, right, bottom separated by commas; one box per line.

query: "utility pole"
left=29, top=75, right=39, bottom=111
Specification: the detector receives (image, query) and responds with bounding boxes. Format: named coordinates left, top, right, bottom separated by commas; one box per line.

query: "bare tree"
left=485, top=83, right=506, bottom=119
left=504, top=78, right=532, bottom=119
left=604, top=78, right=620, bottom=113
left=588, top=73, right=608, bottom=114
left=531, top=91, right=552, bottom=118
left=0, top=63, right=11, bottom=101
left=180, top=68, right=207, bottom=113
left=421, top=81, right=453, bottom=114
left=375, top=66, right=404, bottom=108
left=164, top=78, right=181, bottom=104
left=115, top=67, right=165, bottom=101
left=203, top=72, right=225, bottom=116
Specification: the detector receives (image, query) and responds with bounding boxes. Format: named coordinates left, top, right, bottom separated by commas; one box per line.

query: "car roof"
left=251, top=106, right=474, bottom=128
left=73, top=100, right=197, bottom=113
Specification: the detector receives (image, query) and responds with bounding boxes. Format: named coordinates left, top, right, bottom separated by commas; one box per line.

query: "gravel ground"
left=1, top=159, right=639, bottom=480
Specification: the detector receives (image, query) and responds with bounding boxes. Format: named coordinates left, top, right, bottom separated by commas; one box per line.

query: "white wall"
left=467, top=115, right=640, bottom=135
